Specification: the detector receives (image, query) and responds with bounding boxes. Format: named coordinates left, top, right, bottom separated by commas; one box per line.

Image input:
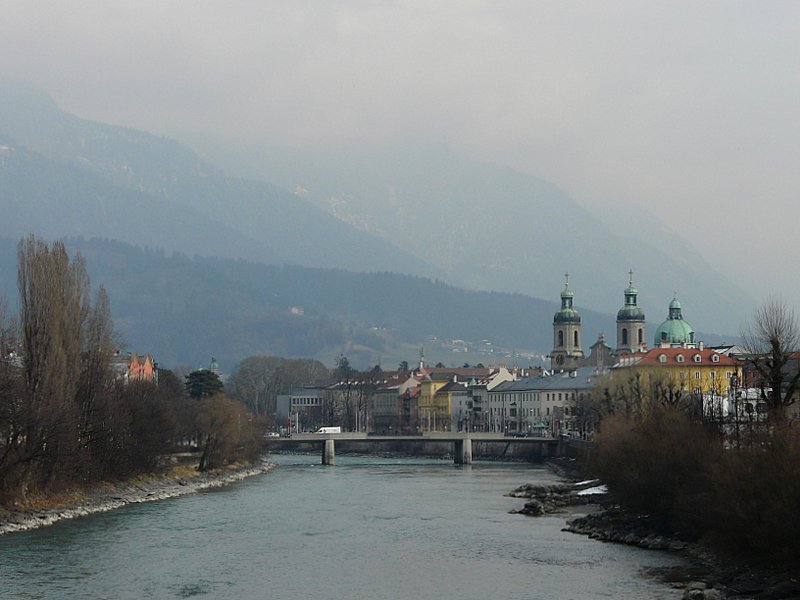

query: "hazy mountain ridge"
left=187, top=138, right=754, bottom=335
left=0, top=235, right=731, bottom=371
left=0, top=136, right=266, bottom=260
left=0, top=83, right=443, bottom=279
left=0, top=82, right=750, bottom=368
left=0, top=236, right=587, bottom=370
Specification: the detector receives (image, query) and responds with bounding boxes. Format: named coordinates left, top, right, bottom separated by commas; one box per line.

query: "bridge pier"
left=322, top=439, right=335, bottom=465
left=539, top=441, right=549, bottom=458
left=454, top=438, right=473, bottom=465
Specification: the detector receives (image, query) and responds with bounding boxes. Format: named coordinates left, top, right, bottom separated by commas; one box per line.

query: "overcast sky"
left=2, top=1, right=799, bottom=310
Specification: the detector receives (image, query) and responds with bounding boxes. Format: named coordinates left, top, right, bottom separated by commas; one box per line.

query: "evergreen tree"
left=185, top=369, right=223, bottom=399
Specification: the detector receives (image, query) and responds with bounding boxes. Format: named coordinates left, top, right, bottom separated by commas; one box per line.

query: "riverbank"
left=565, top=509, right=800, bottom=600
left=0, top=458, right=274, bottom=536
left=512, top=460, right=800, bottom=600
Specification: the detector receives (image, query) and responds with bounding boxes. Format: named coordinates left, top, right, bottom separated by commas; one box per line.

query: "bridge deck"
left=262, top=432, right=563, bottom=465
left=264, top=433, right=559, bottom=444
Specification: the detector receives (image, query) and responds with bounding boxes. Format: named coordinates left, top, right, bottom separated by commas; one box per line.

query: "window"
left=574, top=331, right=579, bottom=347
left=695, top=371, right=701, bottom=380
left=659, top=354, right=667, bottom=363
left=558, top=330, right=564, bottom=347
left=710, top=371, right=716, bottom=380
left=711, top=354, right=720, bottom=363
left=622, top=328, right=628, bottom=345
left=638, top=328, right=643, bottom=344
left=676, top=354, right=685, bottom=363
left=693, top=354, right=702, bottom=363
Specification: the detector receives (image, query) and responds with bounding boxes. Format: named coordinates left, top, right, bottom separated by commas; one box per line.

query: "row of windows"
left=486, top=391, right=589, bottom=404
left=489, top=406, right=570, bottom=417
left=659, top=353, right=721, bottom=364
left=675, top=370, right=733, bottom=381
left=291, top=397, right=321, bottom=406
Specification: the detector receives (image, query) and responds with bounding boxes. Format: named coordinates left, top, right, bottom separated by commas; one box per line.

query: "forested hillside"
left=0, top=237, right=614, bottom=371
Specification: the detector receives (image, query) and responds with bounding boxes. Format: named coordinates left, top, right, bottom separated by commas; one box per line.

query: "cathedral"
left=549, top=273, right=696, bottom=371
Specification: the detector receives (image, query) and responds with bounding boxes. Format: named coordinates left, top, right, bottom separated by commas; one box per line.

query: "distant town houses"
left=275, top=272, right=797, bottom=436
left=4, top=347, right=162, bottom=386
left=111, top=350, right=157, bottom=384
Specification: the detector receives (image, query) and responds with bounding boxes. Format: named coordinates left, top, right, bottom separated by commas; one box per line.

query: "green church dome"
left=554, top=307, right=581, bottom=324
left=617, top=305, right=645, bottom=321
left=654, top=297, right=695, bottom=346
left=617, top=273, right=645, bottom=322
left=554, top=279, right=581, bottom=324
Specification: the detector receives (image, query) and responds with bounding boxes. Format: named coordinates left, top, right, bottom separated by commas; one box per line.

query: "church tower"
left=616, top=271, right=647, bottom=355
left=551, top=274, right=584, bottom=371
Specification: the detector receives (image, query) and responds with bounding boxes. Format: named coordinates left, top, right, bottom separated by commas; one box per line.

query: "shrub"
left=589, top=406, right=721, bottom=536
left=704, top=426, right=800, bottom=569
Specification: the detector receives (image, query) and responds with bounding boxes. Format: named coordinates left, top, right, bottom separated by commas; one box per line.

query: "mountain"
left=0, top=236, right=606, bottom=371
left=0, top=236, right=732, bottom=372
left=186, top=137, right=756, bottom=335
left=0, top=81, right=750, bottom=367
left=0, top=82, right=443, bottom=278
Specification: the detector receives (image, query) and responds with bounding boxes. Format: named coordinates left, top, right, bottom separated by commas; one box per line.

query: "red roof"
left=634, top=347, right=739, bottom=367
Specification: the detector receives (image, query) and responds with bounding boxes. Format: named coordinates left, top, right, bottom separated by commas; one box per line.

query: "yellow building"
left=418, top=377, right=472, bottom=431
left=613, top=347, right=742, bottom=406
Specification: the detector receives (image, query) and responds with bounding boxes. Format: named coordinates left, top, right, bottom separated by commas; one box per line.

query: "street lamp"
left=730, top=374, right=740, bottom=448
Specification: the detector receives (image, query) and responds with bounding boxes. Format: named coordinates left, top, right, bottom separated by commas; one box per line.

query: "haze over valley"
left=0, top=83, right=747, bottom=370
left=2, top=2, right=797, bottom=370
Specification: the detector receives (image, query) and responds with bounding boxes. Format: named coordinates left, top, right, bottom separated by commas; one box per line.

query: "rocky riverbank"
left=506, top=479, right=609, bottom=516
left=509, top=467, right=800, bottom=600
left=565, top=508, right=800, bottom=600
left=0, top=459, right=275, bottom=536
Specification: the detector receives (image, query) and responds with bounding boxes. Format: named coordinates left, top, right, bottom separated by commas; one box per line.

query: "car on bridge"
left=315, top=426, right=341, bottom=434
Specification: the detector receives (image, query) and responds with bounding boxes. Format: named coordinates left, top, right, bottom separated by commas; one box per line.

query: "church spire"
left=551, top=275, right=583, bottom=370
left=616, top=271, right=646, bottom=355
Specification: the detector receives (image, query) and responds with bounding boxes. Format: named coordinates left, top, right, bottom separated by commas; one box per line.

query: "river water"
left=0, top=454, right=689, bottom=599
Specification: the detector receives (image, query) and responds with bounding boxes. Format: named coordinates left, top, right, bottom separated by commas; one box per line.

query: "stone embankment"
left=509, top=476, right=800, bottom=600
left=565, top=508, right=689, bottom=552
left=564, top=506, right=800, bottom=599
left=508, top=474, right=728, bottom=599
left=0, top=459, right=274, bottom=536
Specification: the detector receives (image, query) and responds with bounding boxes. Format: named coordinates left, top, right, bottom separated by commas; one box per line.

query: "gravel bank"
left=0, top=459, right=275, bottom=536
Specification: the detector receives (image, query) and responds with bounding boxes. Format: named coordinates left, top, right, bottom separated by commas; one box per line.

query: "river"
left=0, top=454, right=689, bottom=599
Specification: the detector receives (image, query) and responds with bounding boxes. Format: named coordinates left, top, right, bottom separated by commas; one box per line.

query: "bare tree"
left=0, top=296, right=26, bottom=490
left=740, top=296, right=800, bottom=421
left=591, top=371, right=649, bottom=420
left=76, top=286, right=117, bottom=457
left=228, top=356, right=329, bottom=418
left=17, top=236, right=89, bottom=487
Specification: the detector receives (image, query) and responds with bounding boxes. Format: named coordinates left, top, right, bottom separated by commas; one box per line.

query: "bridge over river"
left=262, top=432, right=565, bottom=465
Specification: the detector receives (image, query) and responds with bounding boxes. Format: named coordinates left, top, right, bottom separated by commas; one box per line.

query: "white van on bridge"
left=315, top=426, right=341, bottom=434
